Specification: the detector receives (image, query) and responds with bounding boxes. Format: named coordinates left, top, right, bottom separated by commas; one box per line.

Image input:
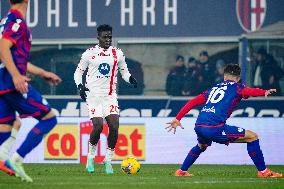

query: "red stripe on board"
left=109, top=49, right=117, bottom=95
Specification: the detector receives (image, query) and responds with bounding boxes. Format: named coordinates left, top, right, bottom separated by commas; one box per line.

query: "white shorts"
left=86, top=95, right=119, bottom=119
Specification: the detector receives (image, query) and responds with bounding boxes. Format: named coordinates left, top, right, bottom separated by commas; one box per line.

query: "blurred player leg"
left=0, top=97, right=18, bottom=176
left=8, top=111, right=57, bottom=182
left=87, top=117, right=103, bottom=173
left=233, top=130, right=282, bottom=178
left=104, top=114, right=119, bottom=174
left=0, top=121, right=16, bottom=176
left=0, top=118, right=21, bottom=161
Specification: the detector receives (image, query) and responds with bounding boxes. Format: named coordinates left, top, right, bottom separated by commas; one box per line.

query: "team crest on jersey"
left=98, top=63, right=110, bottom=75
left=236, top=0, right=266, bottom=32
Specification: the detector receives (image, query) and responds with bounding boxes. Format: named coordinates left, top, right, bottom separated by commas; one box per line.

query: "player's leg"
left=103, top=96, right=120, bottom=174
left=175, top=127, right=212, bottom=176
left=85, top=96, right=104, bottom=173
left=86, top=117, right=104, bottom=173
left=5, top=86, right=57, bottom=182
left=104, top=114, right=119, bottom=174
left=233, top=129, right=282, bottom=178
left=0, top=97, right=16, bottom=176
left=0, top=118, right=21, bottom=161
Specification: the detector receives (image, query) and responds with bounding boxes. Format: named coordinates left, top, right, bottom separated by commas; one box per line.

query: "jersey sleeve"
left=2, top=19, right=23, bottom=45
left=176, top=94, right=206, bottom=121
left=74, top=51, right=90, bottom=86
left=236, top=83, right=266, bottom=98
left=238, top=87, right=266, bottom=98
left=117, top=50, right=131, bottom=83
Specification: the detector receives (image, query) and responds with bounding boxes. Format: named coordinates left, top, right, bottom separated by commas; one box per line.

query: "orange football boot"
left=0, top=160, right=15, bottom=176
left=258, top=168, right=283, bottom=178
left=175, top=169, right=193, bottom=177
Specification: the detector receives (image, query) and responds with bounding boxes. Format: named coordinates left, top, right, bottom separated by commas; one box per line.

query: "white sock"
left=87, top=141, right=97, bottom=158
left=0, top=128, right=18, bottom=161
left=104, top=148, right=114, bottom=163
left=11, top=152, right=24, bottom=163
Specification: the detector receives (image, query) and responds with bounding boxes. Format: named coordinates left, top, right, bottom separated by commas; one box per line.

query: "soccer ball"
left=121, top=157, right=141, bottom=174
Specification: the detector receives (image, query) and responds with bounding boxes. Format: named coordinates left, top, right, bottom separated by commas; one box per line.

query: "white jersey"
left=74, top=45, right=131, bottom=96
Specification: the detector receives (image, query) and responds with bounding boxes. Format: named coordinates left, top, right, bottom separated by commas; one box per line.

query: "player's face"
left=97, top=31, right=112, bottom=49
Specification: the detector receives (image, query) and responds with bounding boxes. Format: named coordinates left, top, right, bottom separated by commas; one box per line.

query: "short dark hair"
left=176, top=55, right=184, bottom=62
left=224, top=64, right=241, bottom=76
left=199, top=50, right=209, bottom=57
left=256, top=47, right=267, bottom=55
left=97, top=24, right=112, bottom=35
left=10, top=0, right=24, bottom=5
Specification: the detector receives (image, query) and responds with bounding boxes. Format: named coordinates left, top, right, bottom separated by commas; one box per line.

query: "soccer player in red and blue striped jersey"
left=0, top=0, right=61, bottom=182
left=166, top=64, right=282, bottom=178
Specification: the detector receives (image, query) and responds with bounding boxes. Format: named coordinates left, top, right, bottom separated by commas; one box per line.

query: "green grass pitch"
left=0, top=164, right=283, bottom=189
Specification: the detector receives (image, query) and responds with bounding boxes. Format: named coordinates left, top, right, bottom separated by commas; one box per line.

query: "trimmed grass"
left=0, top=164, right=283, bottom=189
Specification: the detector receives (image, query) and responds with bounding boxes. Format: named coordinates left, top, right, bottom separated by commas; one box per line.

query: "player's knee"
left=247, top=130, right=258, bottom=142
left=109, top=122, right=119, bottom=131
left=91, top=119, right=103, bottom=133
left=13, top=118, right=21, bottom=130
left=198, top=143, right=208, bottom=152
left=42, top=110, right=56, bottom=120
left=250, top=132, right=258, bottom=141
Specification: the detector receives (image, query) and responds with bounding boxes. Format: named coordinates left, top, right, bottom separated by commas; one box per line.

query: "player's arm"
left=166, top=94, right=206, bottom=134
left=74, top=52, right=90, bottom=101
left=118, top=50, right=137, bottom=88
left=74, top=52, right=89, bottom=87
left=0, top=38, right=30, bottom=93
left=27, top=62, right=61, bottom=85
left=239, top=87, right=276, bottom=98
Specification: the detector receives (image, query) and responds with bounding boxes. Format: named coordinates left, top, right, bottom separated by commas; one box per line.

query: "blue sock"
left=17, top=116, right=57, bottom=158
left=247, top=139, right=266, bottom=171
left=0, top=132, right=11, bottom=145
left=180, top=145, right=204, bottom=171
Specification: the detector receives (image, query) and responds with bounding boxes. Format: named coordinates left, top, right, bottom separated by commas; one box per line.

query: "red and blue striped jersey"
left=176, top=80, right=267, bottom=127
left=195, top=80, right=246, bottom=126
left=0, top=9, right=31, bottom=94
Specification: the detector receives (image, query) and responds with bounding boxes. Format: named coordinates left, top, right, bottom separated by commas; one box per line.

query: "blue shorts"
left=0, top=85, right=51, bottom=125
left=194, top=124, right=246, bottom=146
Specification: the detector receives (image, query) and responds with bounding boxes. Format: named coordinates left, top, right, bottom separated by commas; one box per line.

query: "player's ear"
left=236, top=76, right=241, bottom=83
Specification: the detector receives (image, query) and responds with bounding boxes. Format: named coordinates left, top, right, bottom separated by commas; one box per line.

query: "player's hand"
left=265, top=89, right=276, bottom=97
left=78, top=84, right=89, bottom=102
left=129, top=76, right=137, bottom=88
left=13, top=74, right=30, bottom=94
left=42, top=71, right=62, bottom=86
left=165, top=118, right=184, bottom=134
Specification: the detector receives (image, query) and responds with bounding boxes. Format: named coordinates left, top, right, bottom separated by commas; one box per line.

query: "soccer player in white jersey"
left=74, top=24, right=137, bottom=174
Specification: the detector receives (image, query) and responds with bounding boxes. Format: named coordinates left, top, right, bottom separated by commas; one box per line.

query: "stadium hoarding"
left=46, top=97, right=284, bottom=118
left=1, top=0, right=284, bottom=39
left=12, top=117, right=284, bottom=165
left=80, top=121, right=146, bottom=164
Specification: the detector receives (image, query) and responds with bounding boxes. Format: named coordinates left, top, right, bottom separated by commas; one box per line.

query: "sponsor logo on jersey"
left=98, top=63, right=110, bottom=75
left=236, top=0, right=266, bottom=32
left=201, top=106, right=216, bottom=113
